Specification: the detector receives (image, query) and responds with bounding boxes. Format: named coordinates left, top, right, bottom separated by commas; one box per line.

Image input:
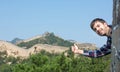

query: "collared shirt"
left=83, top=25, right=112, bottom=58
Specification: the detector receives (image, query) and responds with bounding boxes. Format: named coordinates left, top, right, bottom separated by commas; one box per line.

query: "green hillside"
left=0, top=32, right=111, bottom=72
left=17, top=32, right=74, bottom=48
left=0, top=51, right=111, bottom=72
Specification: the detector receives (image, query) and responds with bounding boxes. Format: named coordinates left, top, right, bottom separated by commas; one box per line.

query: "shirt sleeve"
left=82, top=36, right=111, bottom=58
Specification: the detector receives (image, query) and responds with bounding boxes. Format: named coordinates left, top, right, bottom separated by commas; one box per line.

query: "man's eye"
left=97, top=25, right=99, bottom=27
left=94, top=28, right=96, bottom=31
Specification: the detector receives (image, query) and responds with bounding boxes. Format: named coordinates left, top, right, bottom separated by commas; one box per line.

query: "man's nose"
left=96, top=28, right=99, bottom=32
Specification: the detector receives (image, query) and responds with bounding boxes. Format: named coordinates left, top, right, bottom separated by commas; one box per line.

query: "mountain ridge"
left=0, top=32, right=97, bottom=58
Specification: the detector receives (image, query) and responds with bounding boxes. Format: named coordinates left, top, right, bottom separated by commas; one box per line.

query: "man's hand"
left=71, top=44, right=83, bottom=54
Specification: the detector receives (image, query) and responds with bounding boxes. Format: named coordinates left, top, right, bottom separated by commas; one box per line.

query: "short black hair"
left=90, top=18, right=106, bottom=30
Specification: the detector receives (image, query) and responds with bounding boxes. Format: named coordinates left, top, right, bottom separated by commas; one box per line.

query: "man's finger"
left=74, top=44, right=79, bottom=49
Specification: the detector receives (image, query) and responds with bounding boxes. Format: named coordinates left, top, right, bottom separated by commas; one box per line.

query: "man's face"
left=92, top=21, right=108, bottom=36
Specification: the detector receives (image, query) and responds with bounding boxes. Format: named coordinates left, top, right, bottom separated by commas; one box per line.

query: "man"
left=71, top=18, right=112, bottom=58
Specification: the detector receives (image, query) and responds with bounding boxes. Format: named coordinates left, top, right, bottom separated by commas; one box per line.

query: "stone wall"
left=111, top=0, right=120, bottom=72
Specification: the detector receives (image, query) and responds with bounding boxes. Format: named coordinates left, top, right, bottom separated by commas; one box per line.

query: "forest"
left=0, top=50, right=111, bottom=72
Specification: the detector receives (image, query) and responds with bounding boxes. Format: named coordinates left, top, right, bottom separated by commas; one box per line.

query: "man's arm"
left=82, top=44, right=111, bottom=58
left=71, top=37, right=111, bottom=58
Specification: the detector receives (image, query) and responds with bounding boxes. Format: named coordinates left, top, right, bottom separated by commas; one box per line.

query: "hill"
left=16, top=32, right=74, bottom=48
left=0, top=32, right=97, bottom=58
left=0, top=40, right=29, bottom=58
left=11, top=38, right=23, bottom=44
left=0, top=40, right=69, bottom=58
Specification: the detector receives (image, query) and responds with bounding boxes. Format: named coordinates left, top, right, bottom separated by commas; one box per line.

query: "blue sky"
left=0, top=0, right=112, bottom=47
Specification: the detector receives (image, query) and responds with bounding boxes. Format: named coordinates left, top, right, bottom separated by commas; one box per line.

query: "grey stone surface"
left=111, top=0, right=120, bottom=72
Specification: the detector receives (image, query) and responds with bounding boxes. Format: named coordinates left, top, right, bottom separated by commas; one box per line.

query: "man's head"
left=90, top=18, right=110, bottom=36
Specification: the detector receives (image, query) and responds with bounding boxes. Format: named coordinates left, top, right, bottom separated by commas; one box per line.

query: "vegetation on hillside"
left=0, top=32, right=111, bottom=72
left=17, top=32, right=74, bottom=48
left=0, top=50, right=111, bottom=72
